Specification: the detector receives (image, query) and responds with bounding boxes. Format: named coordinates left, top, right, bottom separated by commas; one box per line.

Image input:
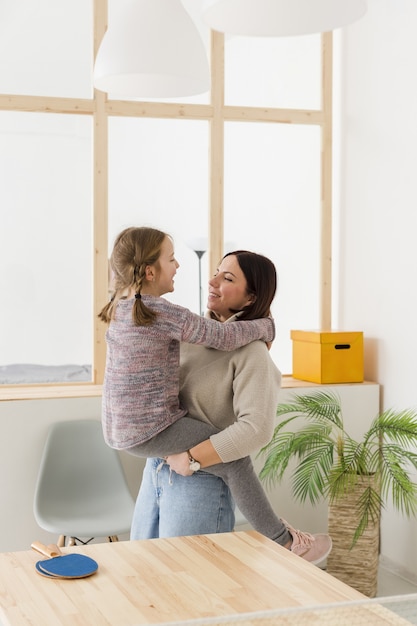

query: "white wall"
left=337, top=0, right=417, bottom=580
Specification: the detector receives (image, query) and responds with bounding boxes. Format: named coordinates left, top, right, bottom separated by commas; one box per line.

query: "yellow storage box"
left=291, top=330, right=364, bottom=384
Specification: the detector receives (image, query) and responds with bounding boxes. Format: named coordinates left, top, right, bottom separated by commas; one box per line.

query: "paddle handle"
left=31, top=541, right=63, bottom=558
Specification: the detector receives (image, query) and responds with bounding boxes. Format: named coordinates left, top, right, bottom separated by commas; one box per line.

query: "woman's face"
left=207, top=255, right=253, bottom=322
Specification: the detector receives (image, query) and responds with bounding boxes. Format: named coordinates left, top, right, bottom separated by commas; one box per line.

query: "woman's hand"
left=165, top=451, right=194, bottom=476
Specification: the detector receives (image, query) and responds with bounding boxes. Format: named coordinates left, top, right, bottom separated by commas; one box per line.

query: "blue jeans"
left=130, top=458, right=236, bottom=539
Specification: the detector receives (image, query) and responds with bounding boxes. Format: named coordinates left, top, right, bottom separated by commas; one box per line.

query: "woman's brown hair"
left=220, top=250, right=277, bottom=320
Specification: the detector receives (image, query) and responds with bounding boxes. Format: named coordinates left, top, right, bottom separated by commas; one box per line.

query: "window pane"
left=0, top=0, right=93, bottom=98
left=108, top=117, right=209, bottom=315
left=225, top=34, right=321, bottom=110
left=0, top=112, right=93, bottom=384
left=224, top=122, right=322, bottom=373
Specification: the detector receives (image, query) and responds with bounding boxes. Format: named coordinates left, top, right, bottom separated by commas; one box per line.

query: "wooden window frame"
left=0, top=0, right=332, bottom=401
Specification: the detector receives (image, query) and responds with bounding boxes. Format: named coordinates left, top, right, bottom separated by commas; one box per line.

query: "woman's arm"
left=166, top=342, right=281, bottom=475
left=165, top=440, right=221, bottom=475
left=208, top=347, right=281, bottom=462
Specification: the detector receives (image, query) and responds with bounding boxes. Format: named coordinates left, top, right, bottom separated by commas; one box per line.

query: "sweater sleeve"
left=180, top=307, right=275, bottom=350
left=209, top=343, right=282, bottom=462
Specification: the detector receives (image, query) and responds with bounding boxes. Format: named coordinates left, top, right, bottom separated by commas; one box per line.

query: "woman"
left=131, top=250, right=332, bottom=565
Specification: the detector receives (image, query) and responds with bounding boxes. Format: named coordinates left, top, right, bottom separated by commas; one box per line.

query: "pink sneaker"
left=283, top=520, right=332, bottom=566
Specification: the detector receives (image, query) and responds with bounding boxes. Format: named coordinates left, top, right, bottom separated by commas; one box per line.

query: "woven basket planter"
left=327, top=475, right=380, bottom=597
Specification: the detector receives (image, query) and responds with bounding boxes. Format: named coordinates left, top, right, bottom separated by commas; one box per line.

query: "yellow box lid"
left=290, top=330, right=363, bottom=344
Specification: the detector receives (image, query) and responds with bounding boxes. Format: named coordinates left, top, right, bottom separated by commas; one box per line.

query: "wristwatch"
left=187, top=450, right=201, bottom=472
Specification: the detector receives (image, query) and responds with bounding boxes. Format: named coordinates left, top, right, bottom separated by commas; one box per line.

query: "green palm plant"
left=259, top=390, right=417, bottom=546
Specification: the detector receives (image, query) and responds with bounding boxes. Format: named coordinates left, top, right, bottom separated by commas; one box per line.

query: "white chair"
left=34, top=419, right=136, bottom=547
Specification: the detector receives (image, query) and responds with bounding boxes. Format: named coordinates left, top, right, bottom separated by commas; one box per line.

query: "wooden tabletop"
left=0, top=531, right=403, bottom=626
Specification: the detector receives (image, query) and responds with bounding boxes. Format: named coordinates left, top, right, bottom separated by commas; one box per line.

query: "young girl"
left=99, top=226, right=332, bottom=562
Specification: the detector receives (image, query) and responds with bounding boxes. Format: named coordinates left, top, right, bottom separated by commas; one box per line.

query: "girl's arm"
left=180, top=306, right=275, bottom=350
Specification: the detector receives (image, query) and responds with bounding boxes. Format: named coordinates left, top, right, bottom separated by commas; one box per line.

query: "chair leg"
left=68, top=537, right=76, bottom=547
left=57, top=535, right=66, bottom=547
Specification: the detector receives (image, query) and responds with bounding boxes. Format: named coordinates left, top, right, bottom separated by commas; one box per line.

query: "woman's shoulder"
left=236, top=338, right=274, bottom=356
left=234, top=340, right=281, bottom=374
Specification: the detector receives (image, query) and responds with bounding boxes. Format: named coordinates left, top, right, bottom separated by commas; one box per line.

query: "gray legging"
left=127, top=416, right=291, bottom=547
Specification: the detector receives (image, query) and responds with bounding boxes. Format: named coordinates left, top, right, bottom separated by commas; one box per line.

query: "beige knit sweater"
left=179, top=329, right=282, bottom=463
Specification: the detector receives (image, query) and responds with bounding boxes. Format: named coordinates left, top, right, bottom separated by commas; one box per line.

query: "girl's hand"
left=165, top=451, right=194, bottom=476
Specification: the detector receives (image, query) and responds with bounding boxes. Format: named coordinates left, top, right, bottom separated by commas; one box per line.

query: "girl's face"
left=147, top=236, right=179, bottom=296
left=207, top=255, right=253, bottom=322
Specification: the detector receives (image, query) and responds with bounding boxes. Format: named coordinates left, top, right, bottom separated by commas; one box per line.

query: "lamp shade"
left=94, top=0, right=210, bottom=98
left=201, top=0, right=367, bottom=37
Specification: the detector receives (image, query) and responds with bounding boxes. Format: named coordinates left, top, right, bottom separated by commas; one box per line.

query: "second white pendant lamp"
left=94, top=0, right=210, bottom=98
left=201, top=0, right=367, bottom=37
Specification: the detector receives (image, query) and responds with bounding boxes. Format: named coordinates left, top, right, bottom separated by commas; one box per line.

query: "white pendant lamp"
left=94, top=0, right=210, bottom=98
left=201, top=0, right=367, bottom=37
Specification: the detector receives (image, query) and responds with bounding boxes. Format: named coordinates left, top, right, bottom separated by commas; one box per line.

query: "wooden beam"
left=320, top=31, right=333, bottom=330
left=0, top=94, right=94, bottom=114
left=106, top=100, right=213, bottom=120
left=208, top=30, right=225, bottom=276
left=223, top=106, right=323, bottom=125
left=93, top=0, right=108, bottom=384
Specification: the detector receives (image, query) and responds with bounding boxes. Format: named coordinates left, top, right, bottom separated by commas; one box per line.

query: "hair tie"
left=135, top=292, right=142, bottom=300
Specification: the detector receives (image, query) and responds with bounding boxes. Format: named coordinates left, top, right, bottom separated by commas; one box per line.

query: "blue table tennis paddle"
left=31, top=541, right=98, bottom=579
left=35, top=561, right=56, bottom=577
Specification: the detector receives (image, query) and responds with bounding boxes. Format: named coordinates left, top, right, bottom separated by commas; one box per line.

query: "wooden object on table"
left=0, top=530, right=398, bottom=626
